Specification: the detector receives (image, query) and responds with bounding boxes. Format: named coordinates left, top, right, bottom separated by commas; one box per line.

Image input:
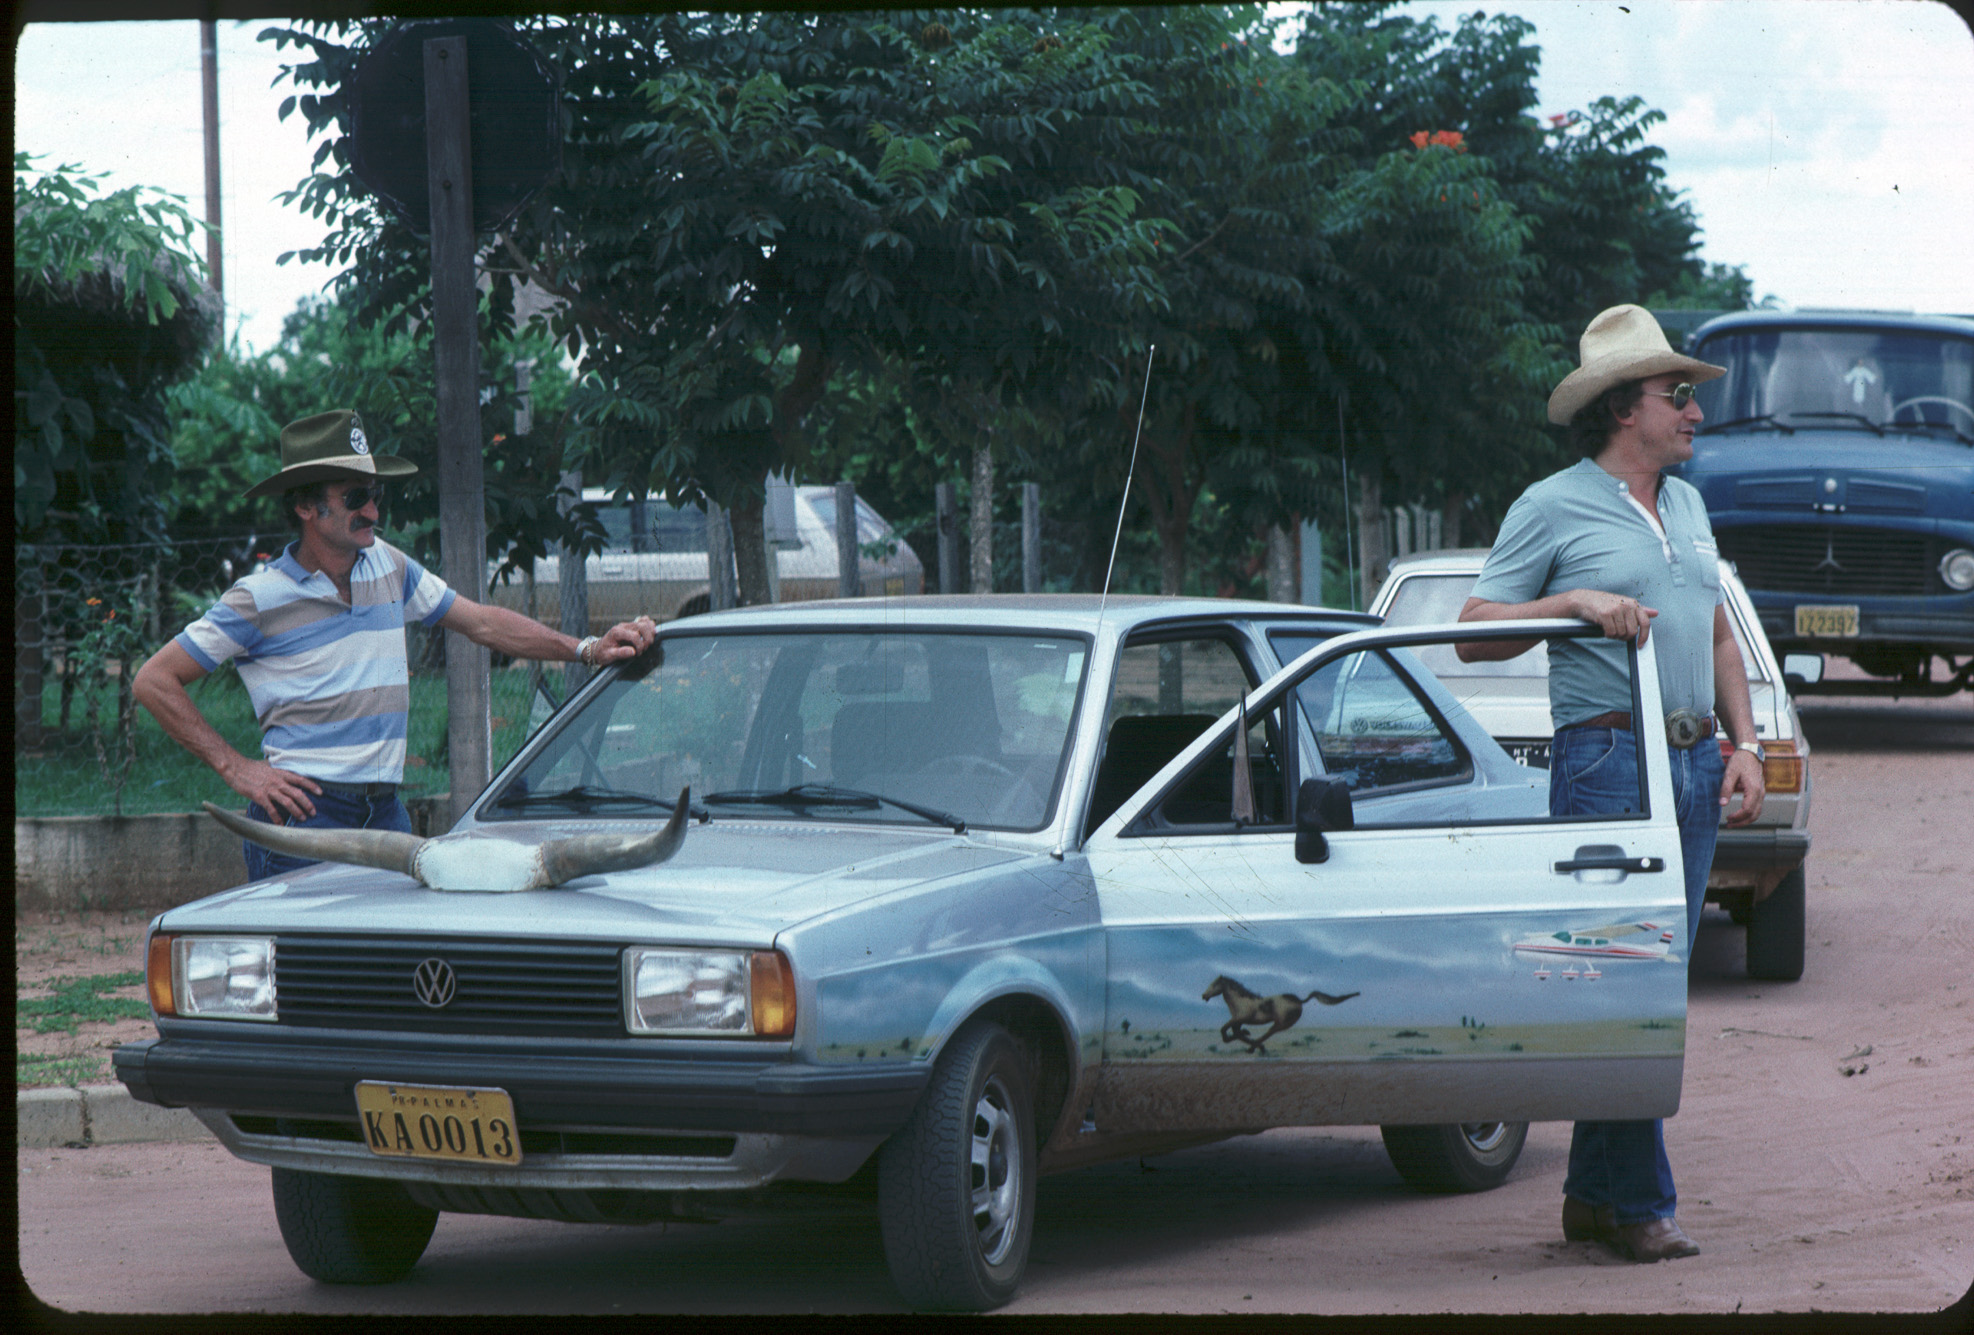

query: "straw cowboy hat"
left=1547, top=304, right=1726, bottom=425
left=244, top=409, right=419, bottom=500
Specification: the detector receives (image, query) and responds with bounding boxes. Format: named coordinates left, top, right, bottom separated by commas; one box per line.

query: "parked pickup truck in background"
left=1372, top=551, right=1812, bottom=981
left=1668, top=309, right=1974, bottom=696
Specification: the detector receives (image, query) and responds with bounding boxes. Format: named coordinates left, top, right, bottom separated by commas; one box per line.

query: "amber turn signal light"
left=147, top=933, right=176, bottom=1016
left=1719, top=737, right=1803, bottom=793
left=749, top=951, right=796, bottom=1038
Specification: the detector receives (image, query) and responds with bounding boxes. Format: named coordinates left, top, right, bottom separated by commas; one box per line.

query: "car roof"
left=666, top=594, right=1377, bottom=638
left=1691, top=309, right=1974, bottom=342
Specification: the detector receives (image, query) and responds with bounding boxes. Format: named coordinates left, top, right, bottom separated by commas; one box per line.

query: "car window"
left=1293, top=649, right=1470, bottom=794
left=494, top=632, right=1087, bottom=832
left=1087, top=637, right=1261, bottom=833
left=595, top=499, right=709, bottom=554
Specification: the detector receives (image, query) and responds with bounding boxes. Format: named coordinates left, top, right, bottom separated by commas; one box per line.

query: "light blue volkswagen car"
left=117, top=596, right=1692, bottom=1310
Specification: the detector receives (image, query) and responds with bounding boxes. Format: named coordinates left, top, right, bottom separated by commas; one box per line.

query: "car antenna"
left=1099, top=344, right=1157, bottom=614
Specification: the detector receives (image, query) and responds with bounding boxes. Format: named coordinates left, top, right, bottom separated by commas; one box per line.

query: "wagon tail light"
left=1721, top=737, right=1804, bottom=793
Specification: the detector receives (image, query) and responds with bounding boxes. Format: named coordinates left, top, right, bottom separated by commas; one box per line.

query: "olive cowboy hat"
left=244, top=409, right=419, bottom=500
left=1547, top=304, right=1727, bottom=425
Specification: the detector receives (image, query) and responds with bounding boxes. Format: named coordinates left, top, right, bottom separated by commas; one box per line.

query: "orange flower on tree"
left=1411, top=130, right=1466, bottom=152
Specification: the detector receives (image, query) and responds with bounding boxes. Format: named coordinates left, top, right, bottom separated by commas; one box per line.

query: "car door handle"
left=1553, top=847, right=1666, bottom=874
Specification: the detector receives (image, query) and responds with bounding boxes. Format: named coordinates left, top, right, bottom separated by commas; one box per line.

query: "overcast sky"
left=13, top=3, right=1973, bottom=356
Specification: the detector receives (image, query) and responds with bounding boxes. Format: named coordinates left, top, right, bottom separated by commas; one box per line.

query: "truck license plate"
left=1794, top=605, right=1859, bottom=638
left=354, top=1081, right=521, bottom=1166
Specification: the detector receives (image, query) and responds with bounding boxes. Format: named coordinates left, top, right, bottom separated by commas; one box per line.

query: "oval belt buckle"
left=1664, top=708, right=1702, bottom=749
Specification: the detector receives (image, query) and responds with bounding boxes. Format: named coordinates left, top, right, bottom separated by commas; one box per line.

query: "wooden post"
left=1021, top=482, right=1040, bottom=594
left=1265, top=525, right=1296, bottom=603
left=834, top=481, right=861, bottom=598
left=934, top=483, right=960, bottom=594
left=200, top=21, right=223, bottom=313
left=425, top=36, right=491, bottom=829
left=705, top=501, right=737, bottom=611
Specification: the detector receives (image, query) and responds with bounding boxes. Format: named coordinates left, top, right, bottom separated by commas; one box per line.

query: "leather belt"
left=1560, top=711, right=1717, bottom=749
left=313, top=781, right=400, bottom=798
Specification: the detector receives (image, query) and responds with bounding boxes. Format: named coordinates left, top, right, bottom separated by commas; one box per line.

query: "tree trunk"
left=970, top=442, right=994, bottom=593
left=1354, top=471, right=1387, bottom=612
left=728, top=493, right=771, bottom=607
left=1265, top=525, right=1297, bottom=603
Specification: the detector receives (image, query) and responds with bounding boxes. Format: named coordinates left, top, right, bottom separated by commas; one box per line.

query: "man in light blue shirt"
left=135, top=409, right=658, bottom=878
left=1460, top=305, right=1767, bottom=1263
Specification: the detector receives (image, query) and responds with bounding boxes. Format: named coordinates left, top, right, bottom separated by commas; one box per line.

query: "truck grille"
left=274, top=936, right=624, bottom=1036
left=1715, top=525, right=1934, bottom=596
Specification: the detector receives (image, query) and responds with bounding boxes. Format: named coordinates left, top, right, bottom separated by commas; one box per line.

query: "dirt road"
left=17, top=691, right=1974, bottom=1316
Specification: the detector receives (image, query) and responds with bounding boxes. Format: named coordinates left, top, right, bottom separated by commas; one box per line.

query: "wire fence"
left=13, top=536, right=542, bottom=818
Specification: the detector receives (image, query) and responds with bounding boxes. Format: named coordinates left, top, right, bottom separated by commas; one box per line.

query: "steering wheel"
left=1890, top=396, right=1974, bottom=429
left=922, top=755, right=1035, bottom=824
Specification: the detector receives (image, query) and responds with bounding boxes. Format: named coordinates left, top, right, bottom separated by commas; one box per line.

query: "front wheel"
left=878, top=1021, right=1036, bottom=1311
left=1746, top=864, right=1807, bottom=981
left=1380, top=1121, right=1528, bottom=1193
left=270, top=1168, right=438, bottom=1284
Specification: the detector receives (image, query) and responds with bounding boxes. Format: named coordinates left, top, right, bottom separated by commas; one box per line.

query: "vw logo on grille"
left=412, top=958, right=458, bottom=1008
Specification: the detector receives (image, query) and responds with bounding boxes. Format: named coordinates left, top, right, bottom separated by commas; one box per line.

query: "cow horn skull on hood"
left=202, top=788, right=692, bottom=892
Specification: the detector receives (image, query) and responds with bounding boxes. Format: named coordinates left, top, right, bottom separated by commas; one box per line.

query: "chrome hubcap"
left=1460, top=1122, right=1511, bottom=1153
left=970, top=1075, right=1021, bottom=1265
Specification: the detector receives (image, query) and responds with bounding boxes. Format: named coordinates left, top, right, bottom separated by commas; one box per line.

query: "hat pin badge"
left=350, top=425, right=370, bottom=456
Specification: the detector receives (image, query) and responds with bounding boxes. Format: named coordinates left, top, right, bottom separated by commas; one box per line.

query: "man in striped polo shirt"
left=133, top=409, right=657, bottom=879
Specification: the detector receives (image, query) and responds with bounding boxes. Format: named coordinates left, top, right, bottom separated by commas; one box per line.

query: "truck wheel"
left=877, top=1020, right=1036, bottom=1311
left=1380, top=1121, right=1528, bottom=1193
left=1746, top=865, right=1806, bottom=981
left=270, top=1168, right=438, bottom=1284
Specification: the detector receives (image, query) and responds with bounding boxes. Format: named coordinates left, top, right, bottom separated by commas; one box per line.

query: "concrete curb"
left=17, top=1084, right=210, bottom=1149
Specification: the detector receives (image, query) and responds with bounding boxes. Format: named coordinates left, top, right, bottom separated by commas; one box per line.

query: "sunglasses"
left=1642, top=383, right=1698, bottom=409
left=336, top=484, right=388, bottom=511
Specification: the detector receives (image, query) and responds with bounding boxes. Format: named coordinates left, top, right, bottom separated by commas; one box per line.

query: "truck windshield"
left=1694, top=327, right=1974, bottom=436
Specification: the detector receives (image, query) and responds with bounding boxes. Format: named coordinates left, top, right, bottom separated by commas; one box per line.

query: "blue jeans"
left=1550, top=725, right=1724, bottom=1224
left=243, top=783, right=413, bottom=882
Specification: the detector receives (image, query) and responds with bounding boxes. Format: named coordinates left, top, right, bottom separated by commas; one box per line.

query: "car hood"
left=158, top=821, right=1032, bottom=946
left=1677, top=431, right=1974, bottom=521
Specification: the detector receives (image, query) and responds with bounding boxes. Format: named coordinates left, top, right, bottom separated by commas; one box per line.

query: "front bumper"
left=113, top=1025, right=926, bottom=1190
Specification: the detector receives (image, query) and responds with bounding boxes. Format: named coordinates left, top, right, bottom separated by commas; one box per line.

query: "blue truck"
left=1667, top=309, right=1974, bottom=695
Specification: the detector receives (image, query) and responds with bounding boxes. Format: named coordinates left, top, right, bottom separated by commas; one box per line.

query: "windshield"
left=1693, top=327, right=1974, bottom=434
left=492, top=631, right=1089, bottom=831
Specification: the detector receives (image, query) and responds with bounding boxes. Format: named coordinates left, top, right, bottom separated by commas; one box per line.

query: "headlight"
left=163, top=936, right=277, bottom=1021
left=1939, top=548, right=1974, bottom=592
left=624, top=948, right=795, bottom=1037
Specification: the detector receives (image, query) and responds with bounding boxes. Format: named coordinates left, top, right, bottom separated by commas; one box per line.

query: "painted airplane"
left=1513, top=922, right=1678, bottom=969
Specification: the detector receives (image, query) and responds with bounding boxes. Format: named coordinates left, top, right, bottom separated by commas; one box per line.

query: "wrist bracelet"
left=576, top=635, right=600, bottom=667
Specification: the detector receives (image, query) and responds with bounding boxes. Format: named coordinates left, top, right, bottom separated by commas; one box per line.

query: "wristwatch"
left=1734, top=740, right=1765, bottom=763
left=576, top=635, right=601, bottom=667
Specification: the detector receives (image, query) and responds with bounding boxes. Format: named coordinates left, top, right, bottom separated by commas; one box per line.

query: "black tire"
left=1746, top=864, right=1807, bottom=981
left=877, top=1021, right=1036, bottom=1312
left=270, top=1168, right=438, bottom=1284
left=1380, top=1121, right=1528, bottom=1193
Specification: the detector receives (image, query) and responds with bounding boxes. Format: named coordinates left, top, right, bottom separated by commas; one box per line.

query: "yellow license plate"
left=1794, top=604, right=1860, bottom=638
left=354, top=1081, right=521, bottom=1166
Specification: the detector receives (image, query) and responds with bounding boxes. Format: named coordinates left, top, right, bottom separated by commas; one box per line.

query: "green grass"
left=17, top=1052, right=104, bottom=1089
left=15, top=666, right=544, bottom=817
left=16, top=972, right=150, bottom=1035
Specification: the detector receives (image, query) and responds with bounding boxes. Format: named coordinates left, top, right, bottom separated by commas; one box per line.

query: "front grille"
left=275, top=936, right=624, bottom=1036
left=1715, top=525, right=1934, bottom=596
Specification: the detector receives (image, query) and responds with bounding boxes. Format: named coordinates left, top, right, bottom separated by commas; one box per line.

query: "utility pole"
left=425, top=36, right=492, bottom=828
left=199, top=21, right=223, bottom=324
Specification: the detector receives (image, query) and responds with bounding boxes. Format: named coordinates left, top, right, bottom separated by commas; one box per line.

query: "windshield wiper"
left=1888, top=418, right=1974, bottom=446
left=494, top=785, right=707, bottom=819
left=1697, top=414, right=1795, bottom=435
left=1786, top=411, right=1884, bottom=437
left=703, top=783, right=966, bottom=834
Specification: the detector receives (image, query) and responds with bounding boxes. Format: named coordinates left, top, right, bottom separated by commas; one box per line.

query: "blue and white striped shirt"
left=175, top=540, right=456, bottom=783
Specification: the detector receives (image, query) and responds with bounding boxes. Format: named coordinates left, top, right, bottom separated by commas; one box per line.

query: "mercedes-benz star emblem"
left=412, top=958, right=457, bottom=1008
left=1814, top=533, right=1844, bottom=574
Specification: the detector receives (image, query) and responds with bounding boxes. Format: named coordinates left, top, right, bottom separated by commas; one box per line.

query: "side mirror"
left=1781, top=652, right=1824, bottom=688
left=1295, top=777, right=1355, bottom=865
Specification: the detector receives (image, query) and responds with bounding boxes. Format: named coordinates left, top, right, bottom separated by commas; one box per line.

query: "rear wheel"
left=270, top=1168, right=438, bottom=1284
left=1380, top=1121, right=1528, bottom=1193
left=1746, top=865, right=1807, bottom=981
left=877, top=1020, right=1036, bottom=1311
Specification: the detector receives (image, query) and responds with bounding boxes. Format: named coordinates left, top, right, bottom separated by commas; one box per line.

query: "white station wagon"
left=119, top=595, right=1701, bottom=1310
